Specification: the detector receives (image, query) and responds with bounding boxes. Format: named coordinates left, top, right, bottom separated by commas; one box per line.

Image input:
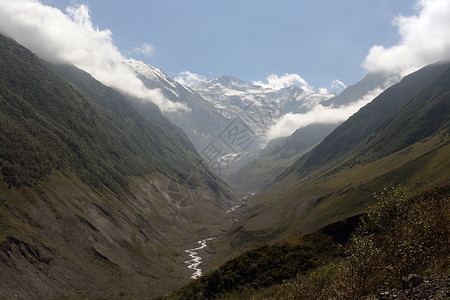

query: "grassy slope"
left=298, top=61, right=450, bottom=174
left=0, top=169, right=232, bottom=299
left=161, top=230, right=343, bottom=300
left=46, top=61, right=234, bottom=204
left=211, top=63, right=450, bottom=263
left=219, top=130, right=449, bottom=254
left=0, top=34, right=234, bottom=298
left=284, top=129, right=450, bottom=234
left=165, top=184, right=448, bottom=300
left=228, top=72, right=393, bottom=196
left=0, top=33, right=230, bottom=198
left=228, top=123, right=338, bottom=194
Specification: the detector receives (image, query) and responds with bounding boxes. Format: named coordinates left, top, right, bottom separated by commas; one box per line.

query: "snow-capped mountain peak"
left=125, top=59, right=342, bottom=177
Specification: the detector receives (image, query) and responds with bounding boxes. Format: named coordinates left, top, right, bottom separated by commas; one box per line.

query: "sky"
left=36, top=0, right=417, bottom=91
left=1, top=0, right=450, bottom=126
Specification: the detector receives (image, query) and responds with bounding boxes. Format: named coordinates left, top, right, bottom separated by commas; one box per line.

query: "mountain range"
left=0, top=31, right=449, bottom=300
left=126, top=58, right=400, bottom=184
left=214, top=60, right=450, bottom=260
left=127, top=61, right=344, bottom=176
left=0, top=34, right=233, bottom=299
left=228, top=71, right=397, bottom=193
left=166, top=61, right=449, bottom=298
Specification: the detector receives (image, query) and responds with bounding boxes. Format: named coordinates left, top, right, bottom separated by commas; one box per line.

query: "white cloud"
left=330, top=79, right=347, bottom=92
left=267, top=87, right=384, bottom=140
left=318, top=87, right=329, bottom=95
left=134, top=43, right=155, bottom=57
left=363, top=0, right=450, bottom=75
left=175, top=71, right=207, bottom=86
left=0, top=0, right=187, bottom=112
left=252, top=73, right=311, bottom=90
left=268, top=0, right=450, bottom=143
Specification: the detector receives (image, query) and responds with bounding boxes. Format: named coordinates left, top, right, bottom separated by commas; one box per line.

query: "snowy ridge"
left=124, top=60, right=339, bottom=177
left=193, top=76, right=335, bottom=146
left=126, top=59, right=181, bottom=97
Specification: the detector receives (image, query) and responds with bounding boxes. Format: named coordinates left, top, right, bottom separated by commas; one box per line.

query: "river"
left=184, top=237, right=216, bottom=279
left=183, top=194, right=255, bottom=279
left=226, top=194, right=252, bottom=214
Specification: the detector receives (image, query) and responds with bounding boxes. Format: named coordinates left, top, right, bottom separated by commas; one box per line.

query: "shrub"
left=264, top=184, right=449, bottom=300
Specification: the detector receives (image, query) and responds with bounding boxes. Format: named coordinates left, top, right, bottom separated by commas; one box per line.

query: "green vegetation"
left=265, top=184, right=449, bottom=299
left=161, top=231, right=341, bottom=299
left=0, top=34, right=221, bottom=195
left=350, top=67, right=450, bottom=164
left=301, top=62, right=450, bottom=173
left=218, top=62, right=450, bottom=257
left=165, top=184, right=449, bottom=299
left=229, top=123, right=337, bottom=193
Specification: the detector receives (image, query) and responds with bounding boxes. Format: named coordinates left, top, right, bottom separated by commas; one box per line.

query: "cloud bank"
left=267, top=87, right=384, bottom=140
left=363, top=0, right=450, bottom=75
left=175, top=71, right=207, bottom=87
left=252, top=73, right=311, bottom=90
left=269, top=0, right=450, bottom=141
left=0, top=0, right=187, bottom=112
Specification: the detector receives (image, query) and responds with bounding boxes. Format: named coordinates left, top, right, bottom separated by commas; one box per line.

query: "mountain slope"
left=0, top=34, right=211, bottom=193
left=228, top=72, right=393, bottom=193
left=128, top=63, right=336, bottom=176
left=228, top=123, right=338, bottom=193
left=298, top=61, right=450, bottom=173
left=45, top=61, right=233, bottom=202
left=355, top=67, right=450, bottom=161
left=0, top=34, right=233, bottom=299
left=126, top=59, right=230, bottom=153
left=213, top=62, right=450, bottom=260
left=322, top=72, right=394, bottom=107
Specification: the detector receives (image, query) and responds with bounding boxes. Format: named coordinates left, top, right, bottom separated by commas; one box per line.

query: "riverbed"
left=184, top=237, right=216, bottom=279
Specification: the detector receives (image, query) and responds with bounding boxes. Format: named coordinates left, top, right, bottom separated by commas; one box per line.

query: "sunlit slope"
left=228, top=72, right=392, bottom=194
left=0, top=34, right=232, bottom=299
left=229, top=123, right=338, bottom=194
left=217, top=62, right=450, bottom=255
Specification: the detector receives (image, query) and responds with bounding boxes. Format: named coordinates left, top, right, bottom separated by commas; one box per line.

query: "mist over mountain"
left=228, top=71, right=395, bottom=193
left=0, top=34, right=234, bottom=299
left=217, top=62, right=450, bottom=259
left=298, top=61, right=450, bottom=173
left=1, top=1, right=450, bottom=299
left=126, top=62, right=342, bottom=177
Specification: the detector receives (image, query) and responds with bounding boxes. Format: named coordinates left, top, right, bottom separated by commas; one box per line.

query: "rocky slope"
left=228, top=72, right=395, bottom=193
left=126, top=61, right=337, bottom=176
left=211, top=61, right=450, bottom=260
left=0, top=34, right=233, bottom=299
